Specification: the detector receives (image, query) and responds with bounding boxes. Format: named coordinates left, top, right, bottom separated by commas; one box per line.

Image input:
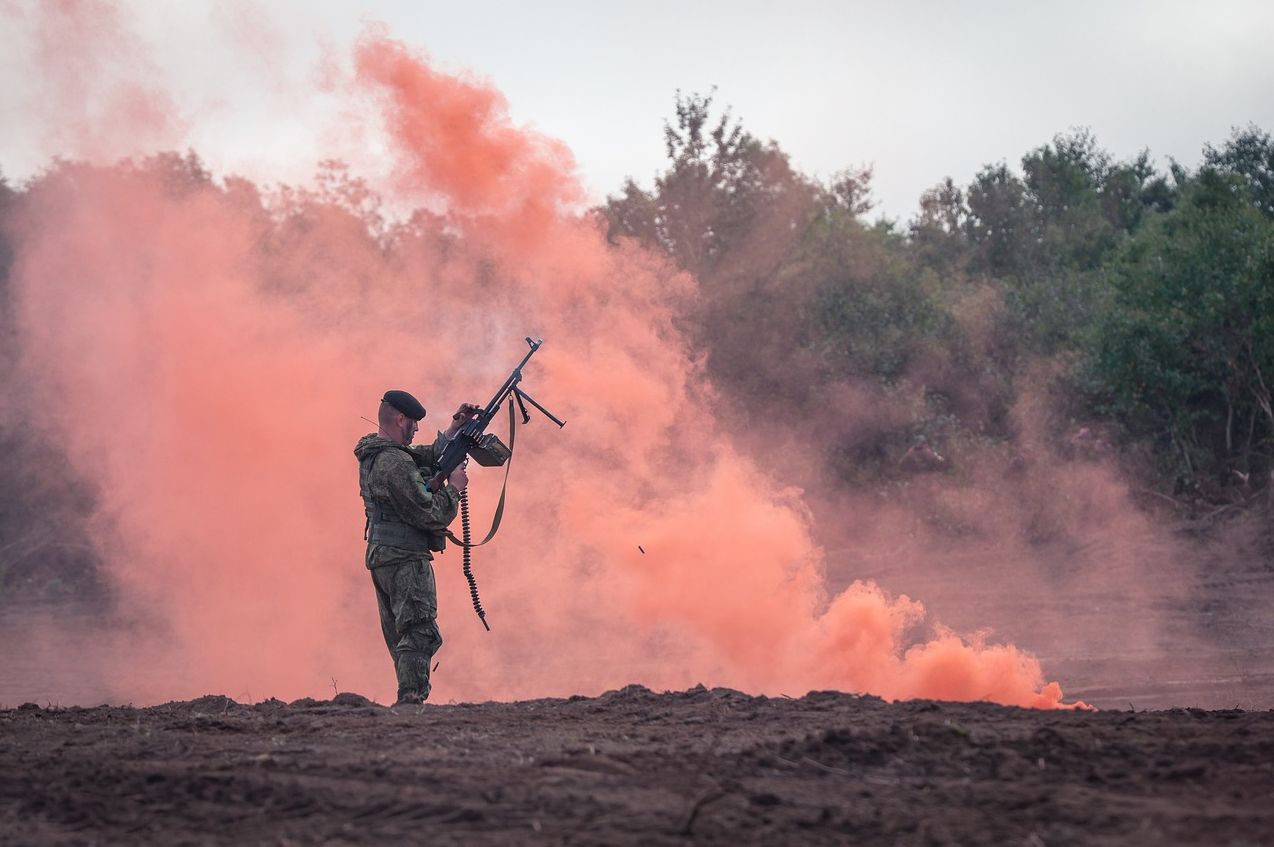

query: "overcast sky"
left=3, top=0, right=1273, bottom=220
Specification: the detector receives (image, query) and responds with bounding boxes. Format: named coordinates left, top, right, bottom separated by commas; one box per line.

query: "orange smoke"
left=3, top=9, right=1075, bottom=708
left=353, top=34, right=582, bottom=228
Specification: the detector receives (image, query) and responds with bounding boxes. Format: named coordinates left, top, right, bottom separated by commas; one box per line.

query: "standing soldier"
left=354, top=390, right=479, bottom=706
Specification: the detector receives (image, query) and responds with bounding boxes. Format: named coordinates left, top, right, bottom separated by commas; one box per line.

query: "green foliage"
left=603, top=91, right=931, bottom=396
left=601, top=92, right=971, bottom=491
left=910, top=177, right=968, bottom=274
left=801, top=202, right=950, bottom=383
left=604, top=94, right=1273, bottom=502
left=965, top=162, right=1034, bottom=277
left=603, top=90, right=816, bottom=279
left=1085, top=172, right=1274, bottom=490
left=1204, top=125, right=1274, bottom=219
left=962, top=132, right=1179, bottom=354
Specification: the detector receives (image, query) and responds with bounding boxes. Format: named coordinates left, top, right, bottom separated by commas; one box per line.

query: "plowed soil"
left=2, top=686, right=1271, bottom=845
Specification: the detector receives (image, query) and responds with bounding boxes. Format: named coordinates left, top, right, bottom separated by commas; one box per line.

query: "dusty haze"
left=3, top=2, right=1255, bottom=711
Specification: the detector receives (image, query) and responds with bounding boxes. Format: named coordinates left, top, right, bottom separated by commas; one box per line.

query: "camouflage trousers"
left=367, top=545, right=444, bottom=703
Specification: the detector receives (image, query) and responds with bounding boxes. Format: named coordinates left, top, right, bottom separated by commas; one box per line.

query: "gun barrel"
left=478, top=339, right=544, bottom=421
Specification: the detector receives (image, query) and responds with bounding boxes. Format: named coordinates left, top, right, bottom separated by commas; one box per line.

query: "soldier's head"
left=378, top=390, right=426, bottom=446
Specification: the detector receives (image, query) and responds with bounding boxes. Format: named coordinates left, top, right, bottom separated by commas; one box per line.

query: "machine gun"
left=425, top=336, right=565, bottom=630
left=425, top=336, right=565, bottom=493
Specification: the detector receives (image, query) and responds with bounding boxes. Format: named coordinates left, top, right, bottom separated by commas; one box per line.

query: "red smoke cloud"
left=354, top=34, right=582, bottom=227
left=3, top=7, right=1076, bottom=708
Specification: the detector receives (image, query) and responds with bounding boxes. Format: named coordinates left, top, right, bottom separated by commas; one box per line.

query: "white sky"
left=3, top=0, right=1273, bottom=220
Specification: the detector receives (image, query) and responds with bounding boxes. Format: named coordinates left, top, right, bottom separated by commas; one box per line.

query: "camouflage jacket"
left=353, top=432, right=460, bottom=563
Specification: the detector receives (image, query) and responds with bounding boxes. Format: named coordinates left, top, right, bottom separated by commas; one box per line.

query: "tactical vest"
left=359, top=447, right=439, bottom=553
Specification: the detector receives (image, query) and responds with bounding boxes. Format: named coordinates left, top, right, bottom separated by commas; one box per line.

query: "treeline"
left=602, top=93, right=1274, bottom=503
left=0, top=171, right=103, bottom=599
left=1, top=103, right=1272, bottom=598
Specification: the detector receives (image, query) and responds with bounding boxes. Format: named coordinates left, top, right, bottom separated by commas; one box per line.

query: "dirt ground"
left=2, top=687, right=1272, bottom=846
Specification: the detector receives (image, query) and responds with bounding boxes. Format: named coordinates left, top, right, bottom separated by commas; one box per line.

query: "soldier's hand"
left=452, top=403, right=481, bottom=424
left=449, top=465, right=469, bottom=492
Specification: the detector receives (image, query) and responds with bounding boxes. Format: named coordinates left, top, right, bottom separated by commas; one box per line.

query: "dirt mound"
left=2, top=689, right=1271, bottom=844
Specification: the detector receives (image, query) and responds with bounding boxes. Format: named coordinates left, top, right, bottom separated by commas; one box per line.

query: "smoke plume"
left=2, top=4, right=1079, bottom=708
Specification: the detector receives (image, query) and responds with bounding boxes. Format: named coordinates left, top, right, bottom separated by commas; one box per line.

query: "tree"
left=1086, top=171, right=1274, bottom=491
left=910, top=177, right=969, bottom=274
left=1204, top=125, right=1274, bottom=219
left=603, top=90, right=821, bottom=281
left=965, top=162, right=1036, bottom=278
left=961, top=131, right=1178, bottom=354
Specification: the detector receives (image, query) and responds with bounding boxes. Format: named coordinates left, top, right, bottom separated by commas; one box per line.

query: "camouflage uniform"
left=354, top=432, right=460, bottom=703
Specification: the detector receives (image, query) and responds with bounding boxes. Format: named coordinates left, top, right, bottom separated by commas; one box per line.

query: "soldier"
left=354, top=389, right=479, bottom=706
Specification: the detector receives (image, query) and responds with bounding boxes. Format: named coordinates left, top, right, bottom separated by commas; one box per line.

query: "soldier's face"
left=401, top=415, right=419, bottom=445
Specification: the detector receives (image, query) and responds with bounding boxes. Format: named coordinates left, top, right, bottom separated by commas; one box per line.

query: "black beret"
left=382, top=390, right=426, bottom=421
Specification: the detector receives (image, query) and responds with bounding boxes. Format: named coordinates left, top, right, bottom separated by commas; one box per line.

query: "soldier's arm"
left=382, top=451, right=460, bottom=532
left=407, top=431, right=449, bottom=468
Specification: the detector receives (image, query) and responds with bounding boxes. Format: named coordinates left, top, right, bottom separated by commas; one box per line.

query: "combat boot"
left=394, top=695, right=425, bottom=707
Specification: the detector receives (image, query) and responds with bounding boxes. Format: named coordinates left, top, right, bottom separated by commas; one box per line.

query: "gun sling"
left=445, top=396, right=517, bottom=549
